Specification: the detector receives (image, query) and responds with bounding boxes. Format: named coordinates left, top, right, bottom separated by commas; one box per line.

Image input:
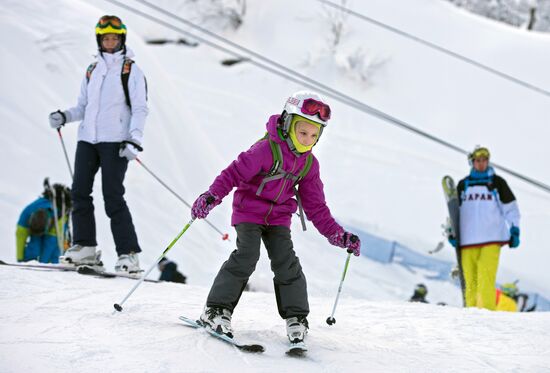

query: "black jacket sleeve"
left=492, top=175, right=516, bottom=204
left=457, top=178, right=466, bottom=206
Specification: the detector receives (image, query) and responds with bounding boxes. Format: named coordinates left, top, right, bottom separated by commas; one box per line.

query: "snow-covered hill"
left=1, top=266, right=549, bottom=373
left=2, top=0, right=549, bottom=300
left=2, top=0, right=550, bottom=370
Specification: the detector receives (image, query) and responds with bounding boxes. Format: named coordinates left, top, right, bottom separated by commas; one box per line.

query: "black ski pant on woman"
left=71, top=141, right=141, bottom=256
left=206, top=223, right=309, bottom=319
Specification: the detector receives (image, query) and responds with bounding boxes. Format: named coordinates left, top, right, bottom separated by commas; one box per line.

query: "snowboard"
left=441, top=175, right=465, bottom=305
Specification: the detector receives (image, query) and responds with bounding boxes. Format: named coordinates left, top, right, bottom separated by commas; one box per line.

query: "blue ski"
left=179, top=316, right=265, bottom=353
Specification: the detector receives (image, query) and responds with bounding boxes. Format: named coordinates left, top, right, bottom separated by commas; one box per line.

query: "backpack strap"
left=293, top=153, right=314, bottom=231
left=295, top=154, right=313, bottom=184
left=256, top=138, right=288, bottom=196
left=121, top=57, right=134, bottom=109
left=255, top=137, right=314, bottom=231
left=267, top=137, right=283, bottom=177
left=86, top=57, right=147, bottom=110
left=294, top=187, right=307, bottom=231
left=464, top=174, right=494, bottom=194
left=85, top=62, right=98, bottom=83
left=255, top=133, right=280, bottom=177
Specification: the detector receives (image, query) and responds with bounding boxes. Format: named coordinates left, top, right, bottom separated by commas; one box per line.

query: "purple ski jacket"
left=208, top=114, right=342, bottom=239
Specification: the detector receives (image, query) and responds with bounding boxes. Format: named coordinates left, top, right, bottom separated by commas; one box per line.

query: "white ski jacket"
left=65, top=48, right=148, bottom=144
left=457, top=174, right=520, bottom=248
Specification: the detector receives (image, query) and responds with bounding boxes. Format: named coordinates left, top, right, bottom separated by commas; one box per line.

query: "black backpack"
left=28, top=208, right=53, bottom=236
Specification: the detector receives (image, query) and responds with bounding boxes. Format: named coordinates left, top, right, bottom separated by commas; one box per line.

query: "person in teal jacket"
left=16, top=181, right=71, bottom=263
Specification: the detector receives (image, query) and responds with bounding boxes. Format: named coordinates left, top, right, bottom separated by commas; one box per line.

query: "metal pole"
left=113, top=218, right=195, bottom=313
left=326, top=251, right=352, bottom=325
left=136, top=158, right=229, bottom=241
left=57, top=128, right=74, bottom=180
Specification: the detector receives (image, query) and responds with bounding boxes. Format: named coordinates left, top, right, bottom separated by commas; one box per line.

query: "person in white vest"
left=449, top=146, right=520, bottom=310
left=48, top=15, right=148, bottom=273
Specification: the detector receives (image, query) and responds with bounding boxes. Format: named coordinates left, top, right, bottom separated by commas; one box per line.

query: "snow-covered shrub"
left=338, top=47, right=386, bottom=84
left=190, top=0, right=247, bottom=31
left=321, top=0, right=350, bottom=53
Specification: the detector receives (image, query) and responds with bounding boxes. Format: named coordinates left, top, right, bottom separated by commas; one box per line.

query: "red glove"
left=328, top=229, right=361, bottom=256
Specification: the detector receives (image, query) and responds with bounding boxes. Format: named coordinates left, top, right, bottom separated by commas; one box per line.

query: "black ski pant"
left=71, top=141, right=140, bottom=256
left=206, top=223, right=309, bottom=319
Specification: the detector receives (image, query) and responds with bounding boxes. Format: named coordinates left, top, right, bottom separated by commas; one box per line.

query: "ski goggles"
left=96, top=16, right=126, bottom=33
left=300, top=98, right=331, bottom=121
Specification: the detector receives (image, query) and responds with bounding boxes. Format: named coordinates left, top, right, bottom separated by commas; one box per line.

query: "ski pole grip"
left=206, top=195, right=216, bottom=205
left=345, top=234, right=358, bottom=253
left=56, top=110, right=66, bottom=126
left=121, top=140, right=143, bottom=152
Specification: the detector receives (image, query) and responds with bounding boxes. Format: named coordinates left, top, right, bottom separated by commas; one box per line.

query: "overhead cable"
left=105, top=0, right=550, bottom=194
left=317, top=0, right=550, bottom=98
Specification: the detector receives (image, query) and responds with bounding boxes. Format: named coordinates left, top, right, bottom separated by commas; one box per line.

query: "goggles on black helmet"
left=97, top=15, right=124, bottom=29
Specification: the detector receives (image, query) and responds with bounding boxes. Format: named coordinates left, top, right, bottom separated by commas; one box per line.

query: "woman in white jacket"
left=49, top=15, right=148, bottom=273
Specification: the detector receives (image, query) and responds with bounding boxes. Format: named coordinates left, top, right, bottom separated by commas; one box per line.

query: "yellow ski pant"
left=460, top=244, right=501, bottom=310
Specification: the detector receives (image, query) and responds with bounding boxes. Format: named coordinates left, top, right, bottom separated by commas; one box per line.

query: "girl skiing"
left=190, top=91, right=361, bottom=344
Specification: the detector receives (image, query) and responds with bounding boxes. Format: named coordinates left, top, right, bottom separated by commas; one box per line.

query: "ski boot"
left=199, top=306, right=234, bottom=338
left=114, top=253, right=141, bottom=274
left=286, top=316, right=309, bottom=343
left=60, top=245, right=103, bottom=268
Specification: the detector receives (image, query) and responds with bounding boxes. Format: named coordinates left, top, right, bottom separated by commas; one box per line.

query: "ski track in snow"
left=1, top=266, right=550, bottom=373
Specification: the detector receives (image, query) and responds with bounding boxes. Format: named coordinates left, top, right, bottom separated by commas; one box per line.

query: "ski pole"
left=113, top=218, right=195, bottom=313
left=43, top=178, right=65, bottom=254
left=49, top=185, right=64, bottom=253
left=57, top=128, right=74, bottom=180
left=135, top=157, right=230, bottom=241
left=326, top=241, right=357, bottom=325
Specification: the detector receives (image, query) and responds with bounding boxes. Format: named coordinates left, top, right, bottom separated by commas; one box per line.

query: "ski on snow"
left=179, top=316, right=265, bottom=353
left=179, top=316, right=309, bottom=356
left=76, top=265, right=159, bottom=283
left=0, top=260, right=158, bottom=283
left=0, top=260, right=77, bottom=272
left=286, top=341, right=307, bottom=356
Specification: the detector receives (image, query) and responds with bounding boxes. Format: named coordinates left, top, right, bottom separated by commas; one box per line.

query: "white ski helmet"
left=280, top=90, right=331, bottom=133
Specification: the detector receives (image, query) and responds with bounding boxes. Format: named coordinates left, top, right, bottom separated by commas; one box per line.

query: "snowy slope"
left=1, top=266, right=549, bottom=373
left=0, top=0, right=549, bottom=323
